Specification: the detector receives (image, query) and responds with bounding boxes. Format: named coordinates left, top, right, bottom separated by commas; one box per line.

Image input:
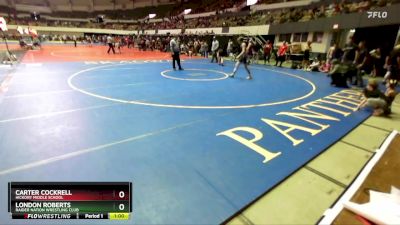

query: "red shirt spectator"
left=263, top=41, right=272, bottom=54
left=278, top=42, right=288, bottom=56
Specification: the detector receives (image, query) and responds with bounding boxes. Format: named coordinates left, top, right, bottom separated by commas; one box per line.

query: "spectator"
left=369, top=47, right=382, bottom=77
left=327, top=43, right=341, bottom=63
left=87, top=35, right=93, bottom=47
left=248, top=38, right=258, bottom=65
left=194, top=39, right=200, bottom=55
left=72, top=35, right=77, bottom=47
left=307, top=58, right=321, bottom=71
left=210, top=36, right=219, bottom=63
left=275, top=41, right=288, bottom=67
left=217, top=48, right=224, bottom=66
left=354, top=41, right=372, bottom=87
left=200, top=40, right=209, bottom=58
left=302, top=41, right=312, bottom=70
left=342, top=36, right=358, bottom=84
left=329, top=59, right=350, bottom=88
left=62, top=34, right=67, bottom=44
left=342, top=36, right=357, bottom=64
left=115, top=36, right=121, bottom=54
left=357, top=79, right=394, bottom=116
left=263, top=40, right=272, bottom=65
left=383, top=79, right=398, bottom=114
left=319, top=60, right=331, bottom=73
left=188, top=40, right=194, bottom=58
left=227, top=39, right=233, bottom=58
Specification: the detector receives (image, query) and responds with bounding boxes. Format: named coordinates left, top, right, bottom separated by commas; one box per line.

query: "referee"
left=107, top=35, right=115, bottom=54
left=170, top=36, right=183, bottom=70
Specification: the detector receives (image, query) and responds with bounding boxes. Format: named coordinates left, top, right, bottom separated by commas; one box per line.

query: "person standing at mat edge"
left=72, top=35, right=77, bottom=47
left=107, top=35, right=115, bottom=54
left=211, top=36, right=219, bottom=63
left=275, top=41, right=288, bottom=67
left=229, top=37, right=252, bottom=80
left=170, top=36, right=183, bottom=70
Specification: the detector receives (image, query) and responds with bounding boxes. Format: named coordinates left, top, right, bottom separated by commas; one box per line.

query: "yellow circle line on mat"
left=160, top=68, right=228, bottom=81
left=67, top=64, right=317, bottom=109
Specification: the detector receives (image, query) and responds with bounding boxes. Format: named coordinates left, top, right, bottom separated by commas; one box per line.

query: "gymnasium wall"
left=273, top=32, right=333, bottom=54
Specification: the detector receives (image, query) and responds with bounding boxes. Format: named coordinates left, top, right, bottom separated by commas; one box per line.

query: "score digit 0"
left=119, top=191, right=125, bottom=199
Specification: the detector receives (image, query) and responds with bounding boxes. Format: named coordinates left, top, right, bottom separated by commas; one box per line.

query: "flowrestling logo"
left=367, top=11, right=388, bottom=19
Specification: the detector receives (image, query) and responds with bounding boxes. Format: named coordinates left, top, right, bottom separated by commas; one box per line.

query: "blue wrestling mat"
left=0, top=59, right=370, bottom=224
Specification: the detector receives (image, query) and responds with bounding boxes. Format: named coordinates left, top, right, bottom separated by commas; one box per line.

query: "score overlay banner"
left=8, top=182, right=132, bottom=220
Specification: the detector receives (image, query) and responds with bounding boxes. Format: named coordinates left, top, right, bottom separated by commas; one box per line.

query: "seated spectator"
left=315, top=5, right=326, bottom=18
left=377, top=0, right=388, bottom=7
left=319, top=60, right=331, bottom=73
left=357, top=79, right=388, bottom=116
left=348, top=2, right=360, bottom=13
left=180, top=43, right=188, bottom=55
left=325, top=3, right=336, bottom=17
left=329, top=59, right=350, bottom=88
left=336, top=1, right=346, bottom=14
left=299, top=9, right=314, bottom=21
left=357, top=0, right=372, bottom=12
left=384, top=79, right=398, bottom=114
left=307, top=59, right=321, bottom=71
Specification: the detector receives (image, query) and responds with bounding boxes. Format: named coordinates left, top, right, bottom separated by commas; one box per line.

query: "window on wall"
left=293, top=33, right=301, bottom=42
left=300, top=32, right=309, bottom=42
left=293, top=32, right=309, bottom=42
left=312, top=32, right=324, bottom=43
left=279, top=33, right=291, bottom=42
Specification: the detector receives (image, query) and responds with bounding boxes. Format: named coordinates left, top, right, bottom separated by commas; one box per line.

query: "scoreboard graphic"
left=8, top=182, right=132, bottom=220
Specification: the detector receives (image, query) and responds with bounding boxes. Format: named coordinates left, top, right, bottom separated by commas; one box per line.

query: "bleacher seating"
left=2, top=0, right=399, bottom=31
